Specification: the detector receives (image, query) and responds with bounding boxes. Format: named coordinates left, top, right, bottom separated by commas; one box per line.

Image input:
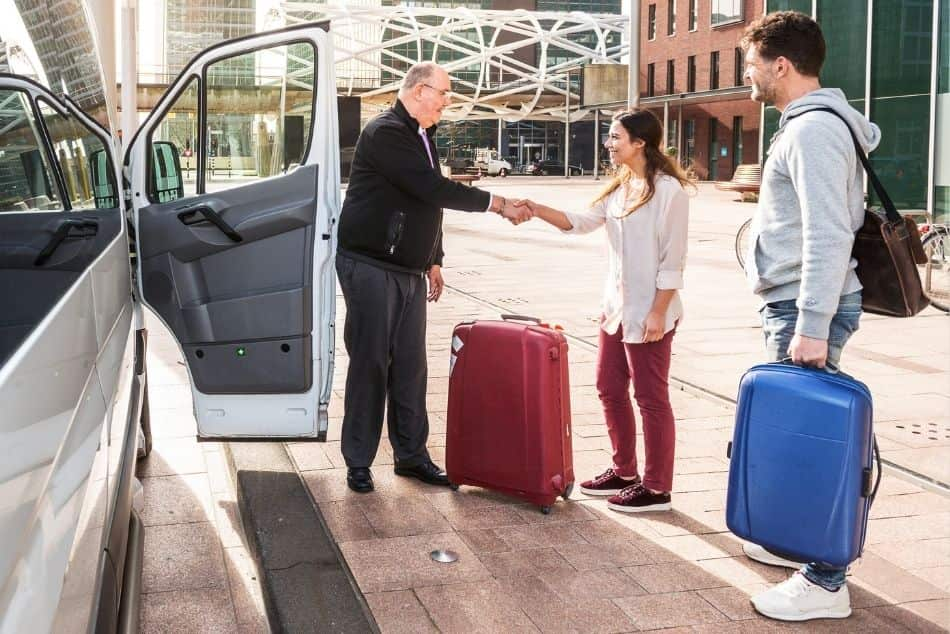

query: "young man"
left=740, top=11, right=881, bottom=621
left=335, top=62, right=529, bottom=494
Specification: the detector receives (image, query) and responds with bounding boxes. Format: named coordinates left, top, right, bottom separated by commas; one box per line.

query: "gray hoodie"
left=746, top=88, right=881, bottom=339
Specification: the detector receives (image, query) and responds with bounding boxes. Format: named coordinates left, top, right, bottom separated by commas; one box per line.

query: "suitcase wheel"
left=449, top=483, right=460, bottom=491
left=562, top=483, right=574, bottom=500
left=540, top=505, right=552, bottom=515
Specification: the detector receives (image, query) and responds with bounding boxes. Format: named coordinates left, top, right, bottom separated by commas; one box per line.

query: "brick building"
left=639, top=0, right=764, bottom=181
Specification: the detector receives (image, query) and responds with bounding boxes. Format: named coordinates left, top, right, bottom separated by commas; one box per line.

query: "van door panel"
left=129, top=25, right=338, bottom=439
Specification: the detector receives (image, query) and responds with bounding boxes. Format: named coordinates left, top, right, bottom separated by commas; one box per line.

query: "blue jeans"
left=759, top=290, right=862, bottom=590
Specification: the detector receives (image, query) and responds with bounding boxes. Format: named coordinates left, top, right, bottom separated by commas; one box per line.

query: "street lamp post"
left=565, top=70, right=571, bottom=178
left=628, top=0, right=641, bottom=109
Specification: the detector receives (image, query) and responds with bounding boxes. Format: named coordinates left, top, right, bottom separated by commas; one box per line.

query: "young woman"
left=523, top=109, right=691, bottom=512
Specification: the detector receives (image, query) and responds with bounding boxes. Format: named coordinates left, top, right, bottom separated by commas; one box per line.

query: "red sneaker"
left=607, top=483, right=672, bottom=512
left=580, top=468, right=640, bottom=496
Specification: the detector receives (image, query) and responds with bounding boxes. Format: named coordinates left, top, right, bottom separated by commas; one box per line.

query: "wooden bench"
left=716, top=163, right=762, bottom=194
left=449, top=174, right=480, bottom=186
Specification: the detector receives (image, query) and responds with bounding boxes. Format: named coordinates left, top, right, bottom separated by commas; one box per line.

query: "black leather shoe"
left=347, top=467, right=374, bottom=493
left=394, top=461, right=450, bottom=486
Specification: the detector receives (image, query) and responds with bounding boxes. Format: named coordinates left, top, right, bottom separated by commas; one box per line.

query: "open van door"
left=127, top=25, right=339, bottom=440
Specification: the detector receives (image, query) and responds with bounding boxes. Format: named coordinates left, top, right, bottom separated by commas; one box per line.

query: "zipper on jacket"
left=386, top=211, right=406, bottom=255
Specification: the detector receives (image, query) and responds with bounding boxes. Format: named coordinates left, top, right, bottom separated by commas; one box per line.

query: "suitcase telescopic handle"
left=500, top=314, right=541, bottom=324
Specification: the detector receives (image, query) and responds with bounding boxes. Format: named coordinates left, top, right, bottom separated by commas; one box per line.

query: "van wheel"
left=498, top=168, right=508, bottom=177
left=138, top=377, right=153, bottom=459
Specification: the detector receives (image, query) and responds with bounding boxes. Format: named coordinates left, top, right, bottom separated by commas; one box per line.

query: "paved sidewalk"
left=300, top=271, right=949, bottom=632
left=295, top=180, right=948, bottom=632
left=134, top=179, right=949, bottom=631
left=137, top=317, right=270, bottom=633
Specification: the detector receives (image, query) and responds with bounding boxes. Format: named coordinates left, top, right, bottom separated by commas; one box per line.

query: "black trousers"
left=336, top=254, right=431, bottom=469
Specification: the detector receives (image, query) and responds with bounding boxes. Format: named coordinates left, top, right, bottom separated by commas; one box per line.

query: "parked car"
left=525, top=160, right=583, bottom=176
left=473, top=149, right=512, bottom=176
left=0, top=4, right=339, bottom=632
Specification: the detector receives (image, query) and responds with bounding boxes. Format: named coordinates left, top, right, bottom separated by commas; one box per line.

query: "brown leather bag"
left=804, top=108, right=929, bottom=317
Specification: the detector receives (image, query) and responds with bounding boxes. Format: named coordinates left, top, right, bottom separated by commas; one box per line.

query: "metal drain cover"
left=430, top=549, right=459, bottom=563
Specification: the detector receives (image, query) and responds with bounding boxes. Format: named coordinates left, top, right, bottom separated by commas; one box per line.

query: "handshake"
left=491, top=197, right=538, bottom=225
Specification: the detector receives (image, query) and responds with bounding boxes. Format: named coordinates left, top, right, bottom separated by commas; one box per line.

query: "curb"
left=224, top=442, right=378, bottom=633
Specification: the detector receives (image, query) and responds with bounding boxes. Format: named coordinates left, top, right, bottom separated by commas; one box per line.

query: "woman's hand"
left=641, top=310, right=666, bottom=343
left=427, top=265, right=444, bottom=302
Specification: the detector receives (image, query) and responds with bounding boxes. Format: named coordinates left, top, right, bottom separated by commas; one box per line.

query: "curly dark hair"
left=741, top=11, right=825, bottom=78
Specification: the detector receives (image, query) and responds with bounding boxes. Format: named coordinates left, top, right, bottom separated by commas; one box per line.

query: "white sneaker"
left=743, top=542, right=801, bottom=569
left=751, top=572, right=851, bottom=621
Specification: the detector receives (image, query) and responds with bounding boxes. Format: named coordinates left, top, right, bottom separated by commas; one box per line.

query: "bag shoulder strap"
left=786, top=107, right=902, bottom=224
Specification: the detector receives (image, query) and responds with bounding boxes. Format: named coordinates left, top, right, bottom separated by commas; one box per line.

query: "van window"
left=149, top=77, right=199, bottom=202
left=0, top=89, right=61, bottom=212
left=37, top=99, right=117, bottom=209
left=204, top=42, right=317, bottom=193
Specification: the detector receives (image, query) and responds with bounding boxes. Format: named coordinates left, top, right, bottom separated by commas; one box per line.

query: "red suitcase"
left=446, top=315, right=574, bottom=513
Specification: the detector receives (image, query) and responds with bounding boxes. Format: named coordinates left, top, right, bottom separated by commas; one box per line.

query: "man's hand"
left=501, top=198, right=533, bottom=225
left=788, top=333, right=828, bottom=368
left=426, top=265, right=444, bottom=302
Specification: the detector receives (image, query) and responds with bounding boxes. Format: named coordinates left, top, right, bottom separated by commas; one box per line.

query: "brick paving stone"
left=142, top=522, right=229, bottom=594
left=613, top=590, right=729, bottom=630
left=317, top=499, right=378, bottom=543
left=622, top=561, right=728, bottom=594
left=414, top=580, right=540, bottom=633
left=364, top=590, right=438, bottom=634
left=339, top=532, right=491, bottom=593
left=478, top=547, right=576, bottom=578
left=139, top=587, right=238, bottom=634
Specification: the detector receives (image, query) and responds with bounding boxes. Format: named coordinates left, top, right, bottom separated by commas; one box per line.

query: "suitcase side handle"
left=500, top=314, right=541, bottom=324
left=864, top=436, right=883, bottom=503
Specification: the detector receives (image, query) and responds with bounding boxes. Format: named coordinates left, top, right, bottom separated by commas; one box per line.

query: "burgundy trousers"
left=596, top=325, right=676, bottom=492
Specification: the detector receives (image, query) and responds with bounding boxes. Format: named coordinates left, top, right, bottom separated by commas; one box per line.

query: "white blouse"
left=562, top=174, right=689, bottom=344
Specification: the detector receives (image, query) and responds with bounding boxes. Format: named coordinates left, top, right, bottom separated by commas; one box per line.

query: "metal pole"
left=593, top=108, right=600, bottom=180
left=565, top=71, right=571, bottom=178
left=497, top=118, right=503, bottom=157
left=677, top=102, right=683, bottom=163
left=663, top=100, right=669, bottom=148
left=628, top=0, right=641, bottom=109
left=121, top=0, right=138, bottom=151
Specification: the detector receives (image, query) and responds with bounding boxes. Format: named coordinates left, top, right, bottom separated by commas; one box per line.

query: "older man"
left=336, top=62, right=528, bottom=493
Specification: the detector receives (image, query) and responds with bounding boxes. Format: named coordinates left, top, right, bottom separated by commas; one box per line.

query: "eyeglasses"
left=421, top=83, right=452, bottom=98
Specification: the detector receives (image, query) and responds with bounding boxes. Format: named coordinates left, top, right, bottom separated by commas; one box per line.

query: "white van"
left=0, top=3, right=339, bottom=632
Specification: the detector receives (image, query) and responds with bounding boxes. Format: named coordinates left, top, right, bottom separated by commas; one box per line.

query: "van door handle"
left=176, top=205, right=243, bottom=242
left=34, top=219, right=99, bottom=266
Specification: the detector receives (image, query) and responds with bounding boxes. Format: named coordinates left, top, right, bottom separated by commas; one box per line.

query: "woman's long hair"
left=593, top=109, right=694, bottom=218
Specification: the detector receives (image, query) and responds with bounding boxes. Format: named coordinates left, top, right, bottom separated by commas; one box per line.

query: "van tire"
left=498, top=168, right=508, bottom=177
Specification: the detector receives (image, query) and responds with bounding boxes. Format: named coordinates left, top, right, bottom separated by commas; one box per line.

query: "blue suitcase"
left=726, top=363, right=881, bottom=568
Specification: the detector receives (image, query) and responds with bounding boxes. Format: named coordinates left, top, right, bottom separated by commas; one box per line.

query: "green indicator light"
left=236, top=347, right=246, bottom=357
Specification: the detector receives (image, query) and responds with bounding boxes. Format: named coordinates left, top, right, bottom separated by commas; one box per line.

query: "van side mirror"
left=150, top=141, right=184, bottom=203
left=89, top=149, right=118, bottom=208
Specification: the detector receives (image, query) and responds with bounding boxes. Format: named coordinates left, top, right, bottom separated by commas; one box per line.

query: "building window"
left=689, top=0, right=698, bottom=31
left=687, top=55, right=696, bottom=92
left=647, top=63, right=655, bottom=96
left=667, top=0, right=676, bottom=36
left=711, top=0, right=743, bottom=28
left=710, top=51, right=720, bottom=90
left=734, top=47, right=744, bottom=86
left=648, top=4, right=657, bottom=40
left=667, top=59, right=675, bottom=94
left=732, top=115, right=743, bottom=171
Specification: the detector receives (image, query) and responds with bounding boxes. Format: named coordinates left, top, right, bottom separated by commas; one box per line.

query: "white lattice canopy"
left=278, top=3, right=629, bottom=121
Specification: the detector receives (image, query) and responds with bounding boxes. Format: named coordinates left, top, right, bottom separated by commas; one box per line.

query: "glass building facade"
left=764, top=0, right=948, bottom=221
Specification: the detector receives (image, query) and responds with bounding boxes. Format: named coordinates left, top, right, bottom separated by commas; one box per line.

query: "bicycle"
left=735, top=214, right=949, bottom=313
left=918, top=222, right=949, bottom=312
left=735, top=217, right=752, bottom=270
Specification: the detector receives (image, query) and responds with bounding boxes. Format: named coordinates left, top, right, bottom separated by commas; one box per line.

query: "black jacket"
left=337, top=99, right=492, bottom=274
